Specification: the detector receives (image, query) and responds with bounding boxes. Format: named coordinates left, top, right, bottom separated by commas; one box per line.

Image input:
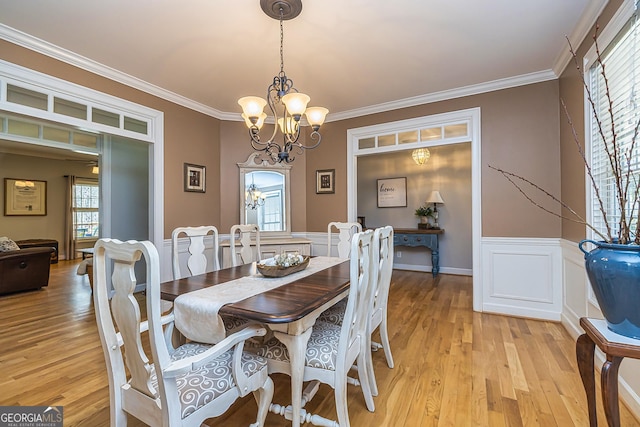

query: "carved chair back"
left=230, top=224, right=261, bottom=266
left=327, top=221, right=362, bottom=258
left=171, top=225, right=220, bottom=280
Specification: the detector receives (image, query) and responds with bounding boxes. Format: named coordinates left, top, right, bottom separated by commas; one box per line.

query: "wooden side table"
left=576, top=317, right=640, bottom=426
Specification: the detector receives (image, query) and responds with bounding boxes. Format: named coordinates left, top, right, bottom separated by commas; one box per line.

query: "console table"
left=576, top=317, right=640, bottom=427
left=393, top=228, right=444, bottom=277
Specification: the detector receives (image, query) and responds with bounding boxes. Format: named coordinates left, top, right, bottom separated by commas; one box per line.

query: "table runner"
left=174, top=256, right=345, bottom=344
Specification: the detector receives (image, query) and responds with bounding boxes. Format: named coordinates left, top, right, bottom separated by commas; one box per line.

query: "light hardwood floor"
left=1, top=260, right=639, bottom=426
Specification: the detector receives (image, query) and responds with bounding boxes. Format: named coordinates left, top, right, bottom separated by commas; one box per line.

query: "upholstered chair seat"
left=222, top=314, right=251, bottom=333
left=150, top=342, right=268, bottom=420
left=252, top=321, right=341, bottom=371
left=316, top=299, right=347, bottom=325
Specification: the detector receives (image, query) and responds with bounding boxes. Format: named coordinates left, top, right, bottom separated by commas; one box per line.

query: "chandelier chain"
left=280, top=10, right=285, bottom=74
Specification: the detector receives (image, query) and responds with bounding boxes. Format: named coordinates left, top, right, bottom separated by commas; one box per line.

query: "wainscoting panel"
left=481, top=237, right=562, bottom=320
left=561, top=240, right=588, bottom=327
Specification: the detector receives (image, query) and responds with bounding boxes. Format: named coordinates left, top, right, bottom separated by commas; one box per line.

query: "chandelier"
left=238, top=0, right=328, bottom=163
left=412, top=148, right=430, bottom=165
left=246, top=182, right=266, bottom=210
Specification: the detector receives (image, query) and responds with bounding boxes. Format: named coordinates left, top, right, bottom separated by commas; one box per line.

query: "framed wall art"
left=316, top=169, right=335, bottom=194
left=377, top=177, right=407, bottom=208
left=184, top=163, right=206, bottom=193
left=4, top=178, right=47, bottom=216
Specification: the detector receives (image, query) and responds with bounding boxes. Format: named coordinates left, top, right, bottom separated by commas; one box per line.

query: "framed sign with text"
left=4, top=178, right=47, bottom=216
left=376, top=177, right=407, bottom=208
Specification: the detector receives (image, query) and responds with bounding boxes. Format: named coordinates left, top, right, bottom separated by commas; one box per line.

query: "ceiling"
left=0, top=0, right=606, bottom=121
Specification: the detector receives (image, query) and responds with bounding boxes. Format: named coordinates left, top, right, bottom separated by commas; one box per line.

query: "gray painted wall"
left=109, top=136, right=149, bottom=241
left=357, top=143, right=472, bottom=273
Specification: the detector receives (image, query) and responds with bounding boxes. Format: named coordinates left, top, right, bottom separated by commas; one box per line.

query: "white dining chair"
left=171, top=225, right=220, bottom=279
left=230, top=224, right=261, bottom=266
left=93, top=238, right=273, bottom=427
left=318, top=221, right=372, bottom=326
left=318, top=226, right=395, bottom=398
left=367, top=225, right=395, bottom=395
left=252, top=229, right=377, bottom=426
left=327, top=221, right=362, bottom=258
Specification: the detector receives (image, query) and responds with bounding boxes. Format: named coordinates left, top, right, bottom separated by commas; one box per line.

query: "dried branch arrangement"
left=490, top=28, right=640, bottom=244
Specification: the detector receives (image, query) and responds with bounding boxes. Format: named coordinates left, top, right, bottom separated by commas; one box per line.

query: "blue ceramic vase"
left=579, top=239, right=640, bottom=339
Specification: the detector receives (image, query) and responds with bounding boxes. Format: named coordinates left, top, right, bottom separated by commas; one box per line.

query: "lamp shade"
left=305, top=107, right=329, bottom=127
left=281, top=92, right=310, bottom=116
left=425, top=190, right=444, bottom=204
left=412, top=148, right=430, bottom=165
left=238, top=96, right=267, bottom=119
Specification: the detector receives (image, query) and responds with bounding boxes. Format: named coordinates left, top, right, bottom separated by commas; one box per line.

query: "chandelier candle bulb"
left=278, top=117, right=299, bottom=135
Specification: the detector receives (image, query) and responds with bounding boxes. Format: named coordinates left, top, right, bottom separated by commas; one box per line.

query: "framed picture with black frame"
left=316, top=169, right=335, bottom=194
left=184, top=163, right=206, bottom=193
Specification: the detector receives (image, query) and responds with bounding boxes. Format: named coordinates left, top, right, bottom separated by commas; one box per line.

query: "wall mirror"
left=238, top=153, right=291, bottom=236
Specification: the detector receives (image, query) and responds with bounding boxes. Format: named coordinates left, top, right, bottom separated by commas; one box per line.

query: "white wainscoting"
left=560, top=240, right=589, bottom=328
left=481, top=237, right=563, bottom=321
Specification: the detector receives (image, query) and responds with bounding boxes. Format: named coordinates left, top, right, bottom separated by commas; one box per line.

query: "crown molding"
left=551, top=0, right=609, bottom=76
left=0, top=24, right=226, bottom=119
left=326, top=70, right=558, bottom=123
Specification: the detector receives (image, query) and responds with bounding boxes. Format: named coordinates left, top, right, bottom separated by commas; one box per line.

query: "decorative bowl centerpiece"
left=257, top=253, right=309, bottom=278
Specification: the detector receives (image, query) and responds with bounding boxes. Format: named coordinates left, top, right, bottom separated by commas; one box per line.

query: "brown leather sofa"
left=0, top=247, right=55, bottom=295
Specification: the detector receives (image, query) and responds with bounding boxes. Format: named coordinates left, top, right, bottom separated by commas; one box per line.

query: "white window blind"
left=589, top=6, right=640, bottom=238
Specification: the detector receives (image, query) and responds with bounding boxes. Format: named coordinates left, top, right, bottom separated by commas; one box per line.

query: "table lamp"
left=425, top=190, right=444, bottom=228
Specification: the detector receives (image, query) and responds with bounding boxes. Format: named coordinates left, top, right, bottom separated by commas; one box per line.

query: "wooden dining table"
left=161, top=258, right=351, bottom=427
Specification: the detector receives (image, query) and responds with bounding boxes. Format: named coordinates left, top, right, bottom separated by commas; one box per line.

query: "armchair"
left=0, top=247, right=54, bottom=295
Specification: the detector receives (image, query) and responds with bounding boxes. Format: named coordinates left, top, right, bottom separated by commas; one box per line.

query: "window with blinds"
left=73, top=179, right=100, bottom=239
left=588, top=8, right=640, bottom=238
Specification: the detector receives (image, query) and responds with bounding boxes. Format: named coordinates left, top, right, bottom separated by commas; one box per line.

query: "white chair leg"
left=334, top=377, right=351, bottom=427
left=110, top=394, right=127, bottom=427
left=251, top=377, right=274, bottom=427
left=357, top=349, right=375, bottom=412
left=380, top=316, right=394, bottom=368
